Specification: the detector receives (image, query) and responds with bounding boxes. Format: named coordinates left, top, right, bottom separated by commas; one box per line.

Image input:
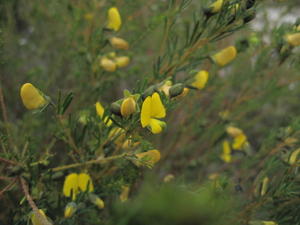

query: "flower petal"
left=78, top=173, right=94, bottom=192
left=141, top=96, right=152, bottom=127
left=150, top=92, right=166, bottom=118
left=106, top=7, right=122, bottom=31
left=149, top=119, right=165, bottom=134
left=63, top=173, right=79, bottom=200
left=20, top=83, right=47, bottom=110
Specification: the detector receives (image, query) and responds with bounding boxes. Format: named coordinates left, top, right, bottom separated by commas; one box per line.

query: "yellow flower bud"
left=163, top=174, right=175, bottom=183
left=135, top=149, right=161, bottom=167
left=100, top=57, right=117, bottom=72
left=119, top=185, right=130, bottom=202
left=106, top=7, right=122, bottom=31
left=64, top=202, right=77, bottom=218
left=191, top=70, right=209, bottom=89
left=30, top=209, right=49, bottom=225
left=20, top=83, right=47, bottom=110
left=289, top=148, right=300, bottom=165
left=285, top=33, right=300, bottom=47
left=158, top=80, right=172, bottom=96
left=220, top=140, right=232, bottom=163
left=109, top=37, right=129, bottom=50
left=260, top=177, right=269, bottom=196
left=212, top=46, right=237, bottom=67
left=115, top=56, right=130, bottom=68
left=226, top=126, right=243, bottom=137
left=89, top=193, right=105, bottom=209
left=210, top=0, right=223, bottom=13
left=120, top=97, right=136, bottom=117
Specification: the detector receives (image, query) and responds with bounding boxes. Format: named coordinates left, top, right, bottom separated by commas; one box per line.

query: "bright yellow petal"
left=63, top=173, right=79, bottom=200
left=220, top=153, right=231, bottom=163
left=78, top=173, right=94, bottom=192
left=106, top=7, right=122, bottom=31
left=135, top=149, right=161, bottom=166
left=222, top=140, right=231, bottom=155
left=20, top=83, right=47, bottom=110
left=191, top=70, right=209, bottom=89
left=149, top=118, right=165, bottom=134
left=210, top=0, right=223, bottom=13
left=150, top=92, right=166, bottom=118
left=232, top=134, right=247, bottom=150
left=95, top=102, right=105, bottom=118
left=121, top=97, right=136, bottom=117
left=285, top=33, right=300, bottom=47
left=141, top=96, right=152, bottom=127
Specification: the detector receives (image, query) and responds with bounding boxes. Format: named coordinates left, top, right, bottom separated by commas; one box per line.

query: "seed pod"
left=109, top=37, right=129, bottom=50
left=169, top=83, right=184, bottom=98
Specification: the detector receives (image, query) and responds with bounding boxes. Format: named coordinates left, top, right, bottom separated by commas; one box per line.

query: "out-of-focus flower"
left=285, top=33, right=300, bottom=47
left=141, top=92, right=166, bottom=134
left=115, top=56, right=130, bottom=68
left=63, top=173, right=94, bottom=200
left=100, top=57, right=117, bottom=72
left=119, top=185, right=130, bottom=202
left=163, top=174, right=175, bottom=183
left=121, top=97, right=136, bottom=117
left=20, top=83, right=47, bottom=110
left=96, top=101, right=113, bottom=126
left=212, top=46, right=237, bottom=66
left=135, top=149, right=161, bottom=167
left=232, top=133, right=247, bottom=150
left=109, top=37, right=129, bottom=50
left=220, top=140, right=232, bottom=163
left=210, top=0, right=224, bottom=13
left=191, top=70, right=209, bottom=89
left=106, top=7, right=121, bottom=31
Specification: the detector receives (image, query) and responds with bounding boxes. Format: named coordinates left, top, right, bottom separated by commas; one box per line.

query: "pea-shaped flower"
left=109, top=37, right=129, bottom=50
left=100, top=57, right=117, bottom=72
left=96, top=101, right=113, bottom=126
left=141, top=92, right=166, bottom=134
left=20, top=83, right=47, bottom=110
left=115, top=56, right=130, bottom=68
left=106, top=7, right=122, bottom=31
left=135, top=149, right=161, bottom=167
left=212, top=46, right=237, bottom=67
left=210, top=0, right=223, bottom=13
left=121, top=97, right=136, bottom=117
left=191, top=70, right=209, bottom=89
left=285, top=33, right=300, bottom=47
left=64, top=202, right=77, bottom=218
left=63, top=173, right=94, bottom=200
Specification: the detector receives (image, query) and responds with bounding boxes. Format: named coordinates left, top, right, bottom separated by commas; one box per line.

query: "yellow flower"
left=191, top=70, right=209, bottom=89
left=30, top=209, right=48, bottom=225
left=64, top=202, right=77, bottom=218
left=115, top=56, right=130, bottom=68
left=226, top=126, right=243, bottom=137
left=220, top=140, right=232, bottom=163
left=249, top=221, right=278, bottom=225
left=100, top=57, right=117, bottom=72
left=119, top=185, right=130, bottom=202
left=210, top=0, right=223, bottom=13
left=289, top=148, right=300, bottom=165
left=109, top=37, right=129, bottom=50
left=141, top=92, right=166, bottom=134
left=163, top=174, right=175, bottom=183
left=212, top=46, right=237, bottom=67
left=106, top=7, right=121, bottom=31
left=232, top=133, right=247, bottom=150
left=285, top=33, right=300, bottom=47
left=121, top=97, right=136, bottom=117
left=63, top=173, right=94, bottom=200
left=20, top=83, right=47, bottom=110
left=89, top=193, right=105, bottom=209
left=95, top=102, right=113, bottom=126
left=135, top=149, right=161, bottom=167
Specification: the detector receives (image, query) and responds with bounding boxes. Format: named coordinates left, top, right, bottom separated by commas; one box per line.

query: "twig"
left=19, top=177, right=52, bottom=225
left=51, top=153, right=127, bottom=172
left=0, top=179, right=17, bottom=198
left=0, top=156, right=20, bottom=166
